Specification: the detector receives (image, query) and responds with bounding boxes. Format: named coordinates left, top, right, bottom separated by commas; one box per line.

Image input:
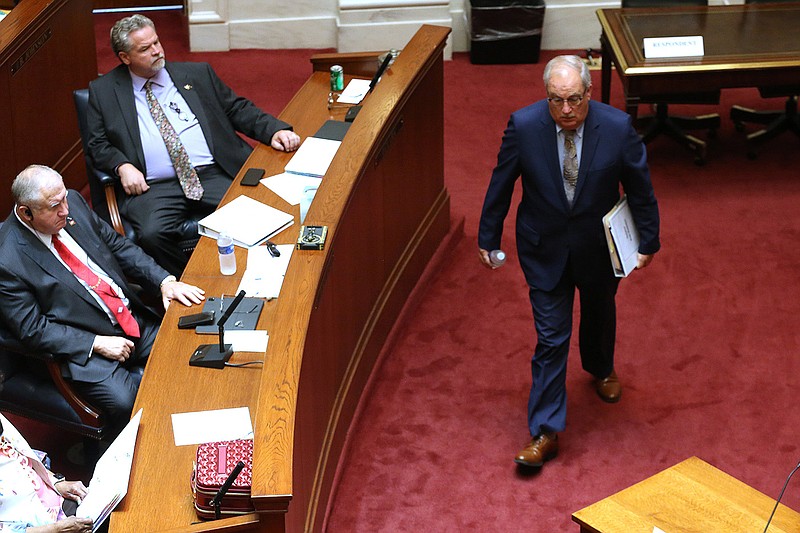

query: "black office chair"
left=621, top=0, right=721, bottom=165
left=729, top=0, right=800, bottom=158
left=72, top=89, right=201, bottom=255
left=0, top=285, right=108, bottom=464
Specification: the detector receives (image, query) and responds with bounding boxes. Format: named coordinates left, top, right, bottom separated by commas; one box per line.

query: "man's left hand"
left=161, top=280, right=205, bottom=309
left=635, top=253, right=654, bottom=270
left=271, top=130, right=301, bottom=152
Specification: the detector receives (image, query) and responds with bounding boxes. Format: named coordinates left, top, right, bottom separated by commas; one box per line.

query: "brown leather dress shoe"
left=595, top=370, right=621, bottom=403
left=514, top=433, right=558, bottom=467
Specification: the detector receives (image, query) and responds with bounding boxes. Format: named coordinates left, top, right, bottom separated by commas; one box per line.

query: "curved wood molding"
left=251, top=25, right=450, bottom=532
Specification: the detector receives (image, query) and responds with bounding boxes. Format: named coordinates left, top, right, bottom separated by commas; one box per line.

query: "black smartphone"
left=241, top=167, right=265, bottom=186
left=177, top=311, right=215, bottom=329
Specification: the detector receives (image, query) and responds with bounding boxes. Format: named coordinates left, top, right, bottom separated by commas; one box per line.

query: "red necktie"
left=52, top=235, right=140, bottom=338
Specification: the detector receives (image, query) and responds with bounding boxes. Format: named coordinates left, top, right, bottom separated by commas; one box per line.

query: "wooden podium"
left=109, top=24, right=451, bottom=533
left=573, top=457, right=800, bottom=533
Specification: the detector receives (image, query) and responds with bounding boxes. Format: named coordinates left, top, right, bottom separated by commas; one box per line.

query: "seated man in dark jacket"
left=0, top=165, right=205, bottom=429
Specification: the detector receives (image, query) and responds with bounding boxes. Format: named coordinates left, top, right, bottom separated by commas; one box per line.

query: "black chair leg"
left=637, top=103, right=719, bottom=165
left=730, top=96, right=799, bottom=158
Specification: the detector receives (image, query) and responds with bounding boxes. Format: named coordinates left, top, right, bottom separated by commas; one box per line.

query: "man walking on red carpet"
left=478, top=55, right=660, bottom=468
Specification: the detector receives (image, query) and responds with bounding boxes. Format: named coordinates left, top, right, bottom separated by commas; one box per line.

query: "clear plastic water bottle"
left=489, top=249, right=506, bottom=268
left=217, top=233, right=236, bottom=275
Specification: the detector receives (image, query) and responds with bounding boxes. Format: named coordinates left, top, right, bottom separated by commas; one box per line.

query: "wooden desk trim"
left=251, top=24, right=450, bottom=531
left=309, top=51, right=384, bottom=78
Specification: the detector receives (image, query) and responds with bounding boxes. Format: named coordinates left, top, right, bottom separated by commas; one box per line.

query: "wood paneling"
left=0, top=0, right=97, bottom=213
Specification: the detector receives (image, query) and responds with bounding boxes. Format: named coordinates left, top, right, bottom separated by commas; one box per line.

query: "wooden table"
left=573, top=456, right=800, bottom=533
left=597, top=3, right=800, bottom=114
left=109, top=24, right=451, bottom=533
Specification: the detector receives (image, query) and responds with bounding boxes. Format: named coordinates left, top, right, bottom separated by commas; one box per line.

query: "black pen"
left=266, top=240, right=280, bottom=257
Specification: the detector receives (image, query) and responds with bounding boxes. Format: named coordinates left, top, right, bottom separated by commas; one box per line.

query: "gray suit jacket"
left=0, top=191, right=168, bottom=383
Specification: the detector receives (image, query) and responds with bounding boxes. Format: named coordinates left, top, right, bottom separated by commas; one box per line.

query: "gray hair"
left=543, top=55, right=592, bottom=91
left=110, top=14, right=155, bottom=56
left=12, top=165, right=62, bottom=207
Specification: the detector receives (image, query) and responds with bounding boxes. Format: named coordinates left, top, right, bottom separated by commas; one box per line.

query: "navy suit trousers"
left=526, top=257, right=620, bottom=436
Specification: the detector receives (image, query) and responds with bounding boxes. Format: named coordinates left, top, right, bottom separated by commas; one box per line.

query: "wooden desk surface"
left=110, top=24, right=450, bottom=533
left=572, top=456, right=800, bottom=533
left=597, top=4, right=800, bottom=104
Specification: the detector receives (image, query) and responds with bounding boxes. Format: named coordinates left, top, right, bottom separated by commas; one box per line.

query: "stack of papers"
left=603, top=195, right=640, bottom=278
left=77, top=409, right=142, bottom=531
left=283, top=136, right=341, bottom=178
left=198, top=195, right=294, bottom=248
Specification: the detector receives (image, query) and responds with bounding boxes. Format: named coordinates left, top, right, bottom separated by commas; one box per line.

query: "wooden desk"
left=597, top=4, right=800, bottom=117
left=109, top=24, right=450, bottom=533
left=573, top=456, right=800, bottom=533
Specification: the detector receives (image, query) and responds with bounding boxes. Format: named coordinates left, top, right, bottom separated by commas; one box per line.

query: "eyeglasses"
left=547, top=93, right=586, bottom=108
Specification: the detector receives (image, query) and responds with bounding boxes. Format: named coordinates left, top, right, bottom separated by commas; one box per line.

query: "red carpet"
left=8, top=10, right=800, bottom=532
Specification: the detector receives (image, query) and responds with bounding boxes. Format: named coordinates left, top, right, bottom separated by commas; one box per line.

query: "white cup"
left=299, top=185, right=318, bottom=224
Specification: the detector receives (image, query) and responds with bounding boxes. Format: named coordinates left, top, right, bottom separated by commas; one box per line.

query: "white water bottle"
left=217, top=233, right=236, bottom=275
left=489, top=249, right=506, bottom=267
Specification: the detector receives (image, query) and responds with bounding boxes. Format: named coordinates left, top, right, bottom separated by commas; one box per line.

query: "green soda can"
left=330, top=65, right=344, bottom=92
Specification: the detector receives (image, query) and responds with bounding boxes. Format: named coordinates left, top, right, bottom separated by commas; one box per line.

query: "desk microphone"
left=189, top=290, right=246, bottom=369
left=763, top=459, right=800, bottom=532
left=209, top=460, right=245, bottom=520
left=345, top=50, right=395, bottom=122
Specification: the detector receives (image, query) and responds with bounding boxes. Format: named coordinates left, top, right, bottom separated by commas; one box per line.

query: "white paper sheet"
left=260, top=172, right=322, bottom=206
left=337, top=78, right=371, bottom=104
left=224, top=330, right=269, bottom=352
left=236, top=244, right=294, bottom=299
left=171, top=406, right=254, bottom=446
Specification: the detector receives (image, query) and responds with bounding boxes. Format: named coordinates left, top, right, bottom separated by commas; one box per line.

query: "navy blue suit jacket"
left=479, top=100, right=660, bottom=291
left=0, top=191, right=168, bottom=383
left=86, top=61, right=292, bottom=180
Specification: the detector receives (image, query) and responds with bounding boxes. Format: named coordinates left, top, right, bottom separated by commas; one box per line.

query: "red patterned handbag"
left=192, top=439, right=255, bottom=519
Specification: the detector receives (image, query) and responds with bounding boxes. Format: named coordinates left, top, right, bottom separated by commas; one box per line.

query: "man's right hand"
left=92, top=335, right=135, bottom=362
left=118, top=163, right=150, bottom=196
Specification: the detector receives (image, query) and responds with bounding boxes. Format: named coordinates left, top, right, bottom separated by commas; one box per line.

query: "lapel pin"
left=184, top=84, right=193, bottom=90
left=67, top=218, right=75, bottom=226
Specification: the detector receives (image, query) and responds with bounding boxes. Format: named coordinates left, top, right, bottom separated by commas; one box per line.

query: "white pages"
left=76, top=409, right=142, bottom=532
left=283, top=137, right=341, bottom=178
left=603, top=195, right=640, bottom=278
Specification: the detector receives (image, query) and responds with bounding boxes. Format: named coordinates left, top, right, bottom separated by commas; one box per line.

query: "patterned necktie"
left=563, top=129, right=578, bottom=188
left=52, top=235, right=141, bottom=338
left=144, top=81, right=204, bottom=200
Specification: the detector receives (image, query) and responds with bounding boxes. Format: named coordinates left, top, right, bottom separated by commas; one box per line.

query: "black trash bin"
left=467, top=0, right=545, bottom=64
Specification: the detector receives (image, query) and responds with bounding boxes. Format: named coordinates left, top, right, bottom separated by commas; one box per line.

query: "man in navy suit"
left=0, top=165, right=205, bottom=429
left=87, top=14, right=301, bottom=276
left=478, top=56, right=660, bottom=467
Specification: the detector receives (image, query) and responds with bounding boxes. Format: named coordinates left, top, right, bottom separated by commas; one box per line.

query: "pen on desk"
left=265, top=240, right=280, bottom=257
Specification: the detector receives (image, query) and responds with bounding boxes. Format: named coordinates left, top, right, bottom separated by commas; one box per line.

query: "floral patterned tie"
left=563, top=129, right=578, bottom=188
left=144, top=81, right=204, bottom=200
